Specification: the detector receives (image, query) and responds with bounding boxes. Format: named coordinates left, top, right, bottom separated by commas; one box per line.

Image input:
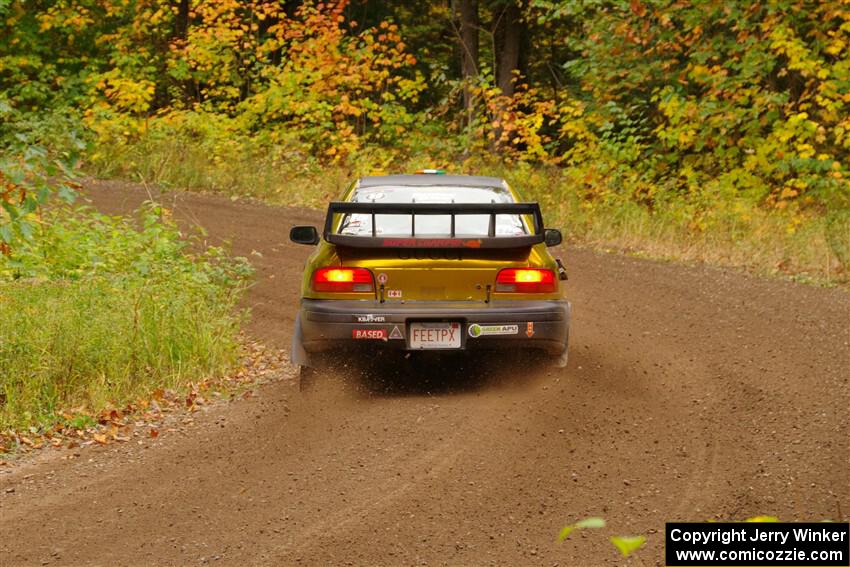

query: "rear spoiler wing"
left=322, top=202, right=545, bottom=249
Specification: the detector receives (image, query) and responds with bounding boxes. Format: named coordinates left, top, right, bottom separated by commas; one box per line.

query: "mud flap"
left=555, top=302, right=571, bottom=368
left=291, top=312, right=311, bottom=367
left=555, top=345, right=568, bottom=368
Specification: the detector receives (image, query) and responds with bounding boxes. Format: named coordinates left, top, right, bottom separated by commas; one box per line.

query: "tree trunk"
left=173, top=0, right=189, bottom=40
left=170, top=0, right=192, bottom=105
left=456, top=0, right=479, bottom=112
left=496, top=1, right=524, bottom=97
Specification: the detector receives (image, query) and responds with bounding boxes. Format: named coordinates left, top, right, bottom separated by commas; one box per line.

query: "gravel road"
left=1, top=180, right=847, bottom=566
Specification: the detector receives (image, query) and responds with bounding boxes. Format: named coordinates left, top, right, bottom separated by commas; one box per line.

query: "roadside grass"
left=90, top=138, right=849, bottom=285
left=0, top=205, right=252, bottom=432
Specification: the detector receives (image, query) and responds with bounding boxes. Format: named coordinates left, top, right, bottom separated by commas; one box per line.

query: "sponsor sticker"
left=380, top=238, right=482, bottom=248
left=352, top=329, right=388, bottom=340
left=362, top=191, right=385, bottom=201
left=355, top=314, right=386, bottom=323
left=389, top=326, right=403, bottom=339
left=467, top=324, right=519, bottom=338
left=386, top=289, right=402, bottom=299
left=526, top=322, right=535, bottom=337
left=377, top=272, right=388, bottom=285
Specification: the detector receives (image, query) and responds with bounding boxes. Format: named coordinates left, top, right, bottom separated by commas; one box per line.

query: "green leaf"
left=575, top=517, right=606, bottom=529
left=19, top=220, right=33, bottom=241
left=610, top=535, right=646, bottom=557
left=2, top=201, right=19, bottom=220
left=23, top=145, right=46, bottom=161
left=57, top=184, right=77, bottom=204
left=746, top=516, right=780, bottom=523
left=0, top=223, right=12, bottom=244
left=558, top=517, right=606, bottom=542
left=20, top=196, right=38, bottom=215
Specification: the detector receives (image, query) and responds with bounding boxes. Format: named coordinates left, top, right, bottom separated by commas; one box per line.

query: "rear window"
left=338, top=185, right=527, bottom=237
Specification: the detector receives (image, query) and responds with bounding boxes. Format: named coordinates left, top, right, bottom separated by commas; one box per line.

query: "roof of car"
left=357, top=174, right=506, bottom=188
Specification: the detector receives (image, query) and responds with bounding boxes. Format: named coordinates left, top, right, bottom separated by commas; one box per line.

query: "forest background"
left=2, top=0, right=849, bottom=282
left=1, top=0, right=850, bottom=435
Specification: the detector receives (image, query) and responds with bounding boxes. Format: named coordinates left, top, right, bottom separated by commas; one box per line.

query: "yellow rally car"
left=289, top=173, right=570, bottom=379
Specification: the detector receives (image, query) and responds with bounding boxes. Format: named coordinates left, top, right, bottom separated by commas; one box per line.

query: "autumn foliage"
left=5, top=0, right=424, bottom=160
left=0, top=0, right=848, bottom=275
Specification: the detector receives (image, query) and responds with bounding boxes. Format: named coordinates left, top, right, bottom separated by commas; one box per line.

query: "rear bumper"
left=296, top=298, right=570, bottom=355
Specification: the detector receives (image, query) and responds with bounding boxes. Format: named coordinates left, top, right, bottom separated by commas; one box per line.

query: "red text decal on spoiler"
left=382, top=238, right=483, bottom=248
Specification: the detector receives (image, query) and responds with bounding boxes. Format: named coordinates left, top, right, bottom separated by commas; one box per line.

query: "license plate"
left=409, top=322, right=462, bottom=349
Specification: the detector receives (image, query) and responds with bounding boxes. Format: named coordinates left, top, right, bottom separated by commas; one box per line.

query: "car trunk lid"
left=337, top=247, right=531, bottom=302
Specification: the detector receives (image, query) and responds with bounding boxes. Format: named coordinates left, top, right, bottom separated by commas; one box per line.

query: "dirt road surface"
left=2, top=180, right=848, bottom=566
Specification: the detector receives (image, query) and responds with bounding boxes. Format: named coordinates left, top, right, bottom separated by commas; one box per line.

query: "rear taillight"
left=312, top=267, right=375, bottom=293
left=495, top=268, right=556, bottom=293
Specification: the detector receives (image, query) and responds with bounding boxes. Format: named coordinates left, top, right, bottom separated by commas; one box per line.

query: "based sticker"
left=386, top=289, right=402, bottom=299
left=355, top=314, right=386, bottom=323
left=352, top=329, right=388, bottom=340
left=467, top=324, right=519, bottom=338
left=389, top=326, right=404, bottom=339
left=526, top=322, right=535, bottom=337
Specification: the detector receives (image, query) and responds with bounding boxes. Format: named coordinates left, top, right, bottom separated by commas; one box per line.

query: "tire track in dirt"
left=1, top=179, right=847, bottom=566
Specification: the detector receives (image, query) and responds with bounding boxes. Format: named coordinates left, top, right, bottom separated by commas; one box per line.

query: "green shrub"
left=0, top=205, right=251, bottom=429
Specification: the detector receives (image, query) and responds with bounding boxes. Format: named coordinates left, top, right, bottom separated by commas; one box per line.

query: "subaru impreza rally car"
left=289, top=172, right=570, bottom=380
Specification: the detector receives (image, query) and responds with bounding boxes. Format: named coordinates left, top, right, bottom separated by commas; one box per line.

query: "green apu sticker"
left=468, top=324, right=519, bottom=338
